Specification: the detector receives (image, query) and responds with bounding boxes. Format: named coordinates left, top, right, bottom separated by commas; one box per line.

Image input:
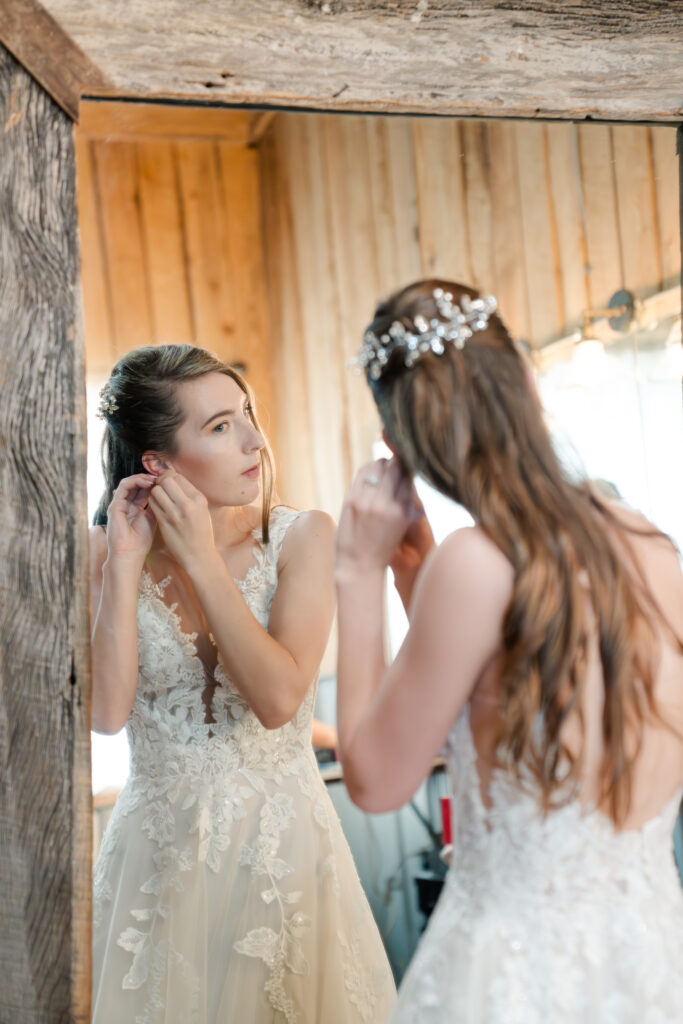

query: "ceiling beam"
left=0, top=0, right=111, bottom=121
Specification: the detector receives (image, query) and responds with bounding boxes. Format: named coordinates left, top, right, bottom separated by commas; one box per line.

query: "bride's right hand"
left=106, top=474, right=157, bottom=564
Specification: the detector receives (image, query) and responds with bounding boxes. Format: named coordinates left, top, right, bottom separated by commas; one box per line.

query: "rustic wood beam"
left=0, top=43, right=91, bottom=1023
left=38, top=0, right=683, bottom=123
left=78, top=99, right=252, bottom=143
left=0, top=0, right=110, bottom=121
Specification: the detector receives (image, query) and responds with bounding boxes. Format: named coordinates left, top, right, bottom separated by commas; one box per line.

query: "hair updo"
left=94, top=344, right=275, bottom=542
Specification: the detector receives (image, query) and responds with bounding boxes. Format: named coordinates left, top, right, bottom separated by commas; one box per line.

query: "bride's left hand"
left=148, top=469, right=216, bottom=571
left=335, top=458, right=418, bottom=579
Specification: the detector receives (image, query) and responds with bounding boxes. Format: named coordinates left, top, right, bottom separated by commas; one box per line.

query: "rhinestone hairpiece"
left=96, top=382, right=119, bottom=420
left=351, top=288, right=498, bottom=381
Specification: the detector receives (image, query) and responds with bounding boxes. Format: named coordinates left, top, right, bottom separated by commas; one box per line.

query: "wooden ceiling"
left=3, top=0, right=683, bottom=123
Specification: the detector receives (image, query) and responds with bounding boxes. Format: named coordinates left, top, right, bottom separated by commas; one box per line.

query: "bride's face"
left=159, top=372, right=265, bottom=508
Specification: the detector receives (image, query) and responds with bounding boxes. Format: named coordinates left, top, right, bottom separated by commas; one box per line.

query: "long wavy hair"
left=366, top=278, right=680, bottom=824
left=93, top=344, right=276, bottom=543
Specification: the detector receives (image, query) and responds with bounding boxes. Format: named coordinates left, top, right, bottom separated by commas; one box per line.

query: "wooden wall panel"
left=259, top=114, right=679, bottom=521
left=137, top=141, right=194, bottom=346
left=650, top=126, right=680, bottom=290
left=612, top=126, right=662, bottom=299
left=76, top=126, right=273, bottom=426
left=577, top=125, right=623, bottom=310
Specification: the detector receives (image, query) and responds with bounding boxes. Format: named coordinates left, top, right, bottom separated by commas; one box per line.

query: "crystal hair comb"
left=350, top=288, right=498, bottom=380
left=96, top=382, right=119, bottom=419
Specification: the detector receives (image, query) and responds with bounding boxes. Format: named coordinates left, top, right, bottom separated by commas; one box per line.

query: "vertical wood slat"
left=514, top=122, right=563, bottom=343
left=277, top=114, right=348, bottom=517
left=92, top=140, right=153, bottom=356
left=136, top=141, right=194, bottom=346
left=650, top=126, right=680, bottom=290
left=461, top=121, right=495, bottom=294
left=217, top=141, right=275, bottom=434
left=545, top=123, right=590, bottom=335
left=577, top=124, right=623, bottom=310
left=74, top=134, right=115, bottom=375
left=412, top=118, right=472, bottom=284
left=0, top=43, right=91, bottom=1023
left=486, top=121, right=530, bottom=343
left=321, top=115, right=382, bottom=474
left=175, top=141, right=236, bottom=358
left=611, top=125, right=662, bottom=299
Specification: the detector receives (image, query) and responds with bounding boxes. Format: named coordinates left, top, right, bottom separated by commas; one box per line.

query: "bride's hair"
left=365, top=277, right=679, bottom=824
left=93, top=344, right=276, bottom=542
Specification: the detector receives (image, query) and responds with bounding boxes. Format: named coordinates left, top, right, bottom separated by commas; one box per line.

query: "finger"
left=155, top=475, right=187, bottom=506
left=148, top=486, right=176, bottom=517
left=112, top=475, right=155, bottom=502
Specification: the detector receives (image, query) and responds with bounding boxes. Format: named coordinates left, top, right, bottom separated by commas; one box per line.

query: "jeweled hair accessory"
left=351, top=288, right=498, bottom=380
left=96, top=382, right=119, bottom=420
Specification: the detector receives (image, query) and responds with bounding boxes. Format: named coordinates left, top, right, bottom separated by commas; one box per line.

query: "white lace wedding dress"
left=390, top=704, right=683, bottom=1023
left=92, top=508, right=396, bottom=1024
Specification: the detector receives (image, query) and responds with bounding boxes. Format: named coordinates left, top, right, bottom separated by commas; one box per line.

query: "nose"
left=245, top=422, right=265, bottom=453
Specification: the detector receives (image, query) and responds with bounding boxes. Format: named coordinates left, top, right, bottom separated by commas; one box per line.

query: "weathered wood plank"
left=258, top=117, right=316, bottom=512
left=37, top=0, right=683, bottom=122
left=136, top=140, right=194, bottom=345
left=0, top=42, right=91, bottom=1023
left=545, top=123, right=590, bottom=335
left=174, top=141, right=236, bottom=357
left=412, top=118, right=472, bottom=284
left=461, top=121, right=495, bottom=293
left=0, top=0, right=110, bottom=120
left=92, top=140, right=154, bottom=354
left=650, top=126, right=680, bottom=291
left=487, top=121, right=530, bottom=343
left=514, top=122, right=563, bottom=344
left=612, top=125, right=662, bottom=298
left=577, top=124, right=623, bottom=310
left=79, top=99, right=251, bottom=142
left=74, top=133, right=115, bottom=374
left=217, top=141, right=275, bottom=430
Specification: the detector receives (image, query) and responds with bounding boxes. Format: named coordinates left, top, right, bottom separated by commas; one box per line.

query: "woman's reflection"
left=89, top=344, right=395, bottom=1022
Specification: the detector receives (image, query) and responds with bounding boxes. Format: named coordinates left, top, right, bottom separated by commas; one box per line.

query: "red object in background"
left=440, top=795, right=453, bottom=845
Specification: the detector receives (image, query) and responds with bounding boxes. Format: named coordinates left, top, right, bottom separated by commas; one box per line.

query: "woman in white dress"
left=335, top=279, right=683, bottom=1022
left=90, top=344, right=396, bottom=1024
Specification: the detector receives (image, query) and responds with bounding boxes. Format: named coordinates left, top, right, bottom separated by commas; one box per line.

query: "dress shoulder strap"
left=257, top=506, right=301, bottom=568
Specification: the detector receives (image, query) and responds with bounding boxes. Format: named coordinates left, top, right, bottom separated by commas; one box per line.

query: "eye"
left=212, top=421, right=228, bottom=434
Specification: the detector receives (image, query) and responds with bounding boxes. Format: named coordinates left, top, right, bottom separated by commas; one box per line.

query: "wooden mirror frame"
left=0, top=3, right=681, bottom=1020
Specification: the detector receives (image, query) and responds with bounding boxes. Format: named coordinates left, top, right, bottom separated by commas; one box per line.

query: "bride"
left=335, top=279, right=683, bottom=1022
left=89, top=343, right=396, bottom=1023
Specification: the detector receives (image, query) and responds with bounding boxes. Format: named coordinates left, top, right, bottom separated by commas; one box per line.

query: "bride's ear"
left=142, top=452, right=170, bottom=477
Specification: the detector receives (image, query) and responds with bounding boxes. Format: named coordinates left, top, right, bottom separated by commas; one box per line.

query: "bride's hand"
left=147, top=469, right=216, bottom=573
left=106, top=474, right=157, bottom=564
left=335, top=458, right=418, bottom=579
left=388, top=487, right=435, bottom=578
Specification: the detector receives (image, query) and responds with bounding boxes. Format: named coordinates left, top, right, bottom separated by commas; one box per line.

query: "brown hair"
left=94, top=344, right=276, bottom=543
left=366, top=278, right=679, bottom=824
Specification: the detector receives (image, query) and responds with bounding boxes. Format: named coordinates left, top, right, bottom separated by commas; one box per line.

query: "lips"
left=242, top=464, right=260, bottom=478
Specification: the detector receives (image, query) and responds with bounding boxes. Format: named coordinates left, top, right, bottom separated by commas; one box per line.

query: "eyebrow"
left=200, top=408, right=235, bottom=430
left=200, top=398, right=249, bottom=430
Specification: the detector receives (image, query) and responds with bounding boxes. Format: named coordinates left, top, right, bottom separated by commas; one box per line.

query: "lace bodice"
left=389, top=704, right=683, bottom=1022
left=128, top=507, right=314, bottom=780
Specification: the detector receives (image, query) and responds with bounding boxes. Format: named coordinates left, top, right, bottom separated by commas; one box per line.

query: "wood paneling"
left=76, top=122, right=273, bottom=426
left=259, top=115, right=680, bottom=519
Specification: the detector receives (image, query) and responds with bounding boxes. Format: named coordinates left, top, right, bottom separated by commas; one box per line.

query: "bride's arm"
left=90, top=473, right=156, bottom=734
left=188, top=510, right=335, bottom=728
left=148, top=469, right=335, bottom=730
left=335, top=465, right=510, bottom=812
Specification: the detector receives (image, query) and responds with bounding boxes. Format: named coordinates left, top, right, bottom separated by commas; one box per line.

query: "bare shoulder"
left=431, top=525, right=514, bottom=596
left=278, top=508, right=336, bottom=569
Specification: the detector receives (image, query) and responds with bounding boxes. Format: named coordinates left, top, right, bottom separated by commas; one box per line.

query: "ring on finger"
left=362, top=474, right=381, bottom=487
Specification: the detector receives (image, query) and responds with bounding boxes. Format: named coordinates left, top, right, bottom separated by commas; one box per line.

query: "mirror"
left=77, top=103, right=683, bottom=1003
